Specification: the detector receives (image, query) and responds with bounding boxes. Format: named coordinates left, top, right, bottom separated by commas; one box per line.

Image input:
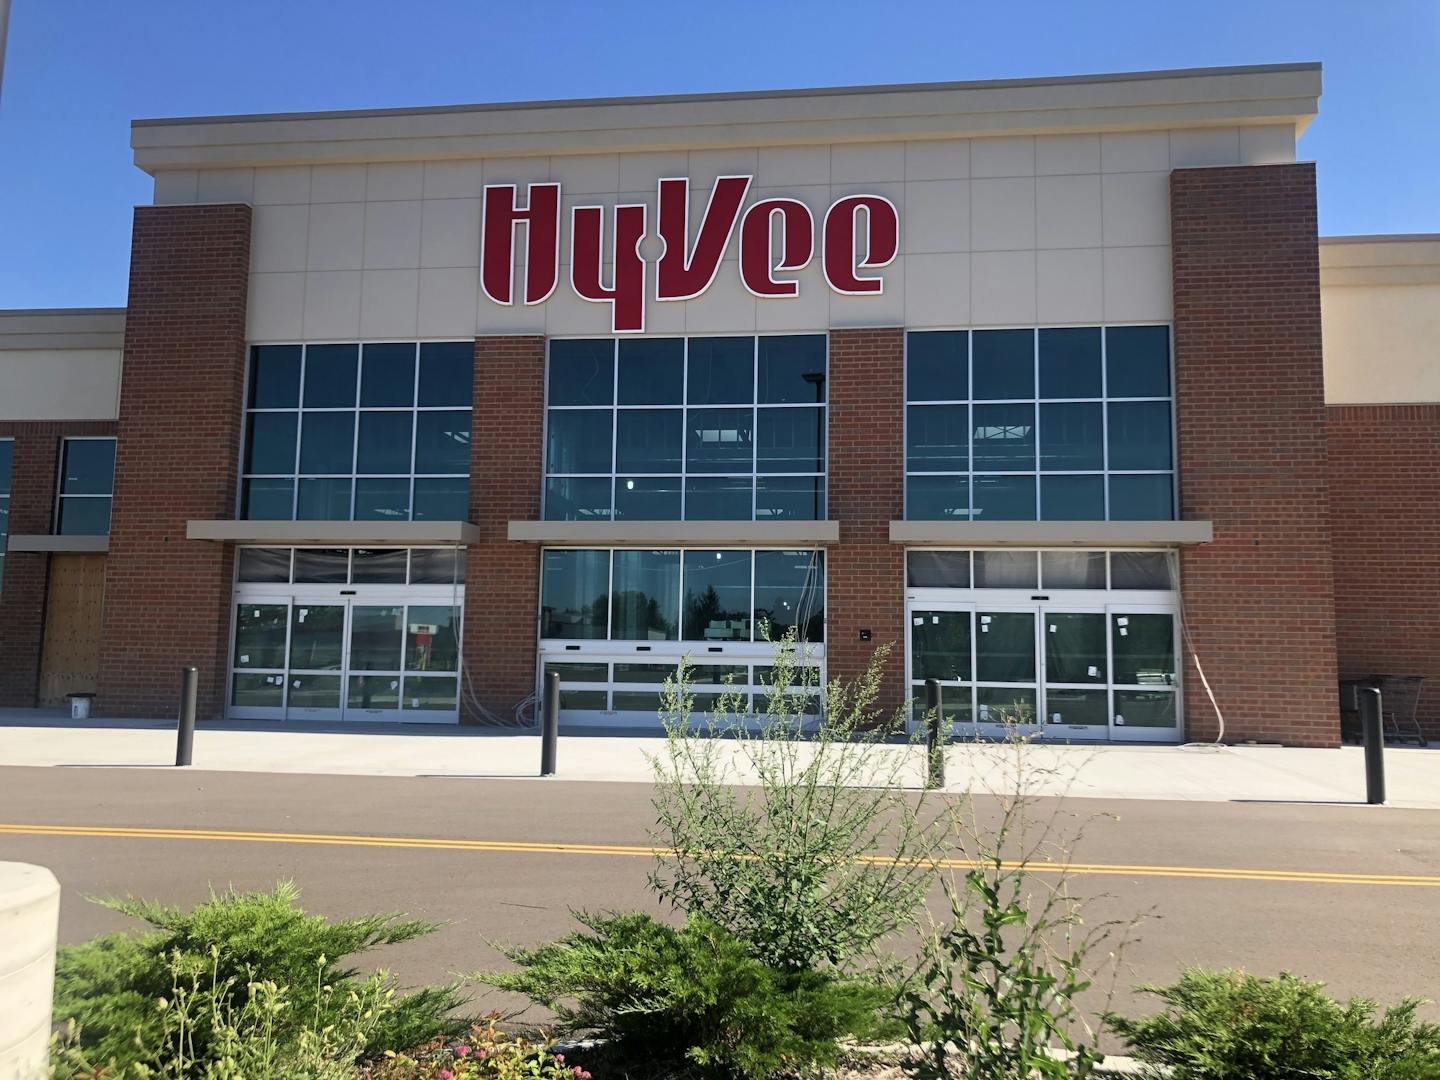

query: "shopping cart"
left=1339, top=676, right=1426, bottom=746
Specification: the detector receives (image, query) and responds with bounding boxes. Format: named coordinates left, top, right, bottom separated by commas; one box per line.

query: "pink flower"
left=554, top=1055, right=565, bottom=1064
left=438, top=1070, right=453, bottom=1080
left=454, top=1046, right=471, bottom=1058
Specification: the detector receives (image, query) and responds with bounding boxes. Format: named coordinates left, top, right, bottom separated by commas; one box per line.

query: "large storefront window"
left=0, top=439, right=11, bottom=591
left=905, top=548, right=1180, bottom=743
left=539, top=547, right=825, bottom=723
left=905, top=327, right=1174, bottom=521
left=544, top=335, right=826, bottom=521
left=241, top=343, right=473, bottom=522
left=228, top=546, right=464, bottom=722
left=56, top=437, right=116, bottom=535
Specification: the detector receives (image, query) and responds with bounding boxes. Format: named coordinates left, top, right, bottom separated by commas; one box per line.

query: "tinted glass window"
left=360, top=343, right=416, bottom=407
left=1106, top=326, right=1170, bottom=397
left=753, top=550, right=824, bottom=643
left=907, top=405, right=968, bottom=472
left=687, top=337, right=754, bottom=404
left=1042, top=550, right=1107, bottom=589
left=350, top=548, right=408, bottom=583
left=354, top=478, right=410, bottom=521
left=615, top=476, right=682, bottom=520
left=618, top=338, right=684, bottom=405
left=57, top=498, right=111, bottom=536
left=249, top=346, right=301, bottom=409
left=546, top=410, right=613, bottom=474
left=683, top=550, right=752, bottom=640
left=356, top=412, right=413, bottom=474
left=756, top=476, right=823, bottom=520
left=0, top=441, right=12, bottom=493
left=687, top=408, right=754, bottom=473
left=686, top=476, right=752, bottom=520
left=972, top=329, right=1033, bottom=400
left=60, top=439, right=115, bottom=495
left=410, top=547, right=464, bottom=585
left=907, top=331, right=967, bottom=402
left=293, top=549, right=350, bottom=583
left=411, top=478, right=468, bottom=520
left=414, top=411, right=471, bottom=474
left=611, top=549, right=680, bottom=640
left=544, top=476, right=611, bottom=521
left=303, top=344, right=359, bottom=408
left=972, top=404, right=1035, bottom=471
left=242, top=478, right=293, bottom=520
left=757, top=335, right=825, bottom=404
left=1038, top=327, right=1102, bottom=398
left=907, top=475, right=968, bottom=520
left=1111, top=551, right=1171, bottom=590
left=972, top=475, right=1036, bottom=521
left=756, top=408, right=823, bottom=473
left=616, top=409, right=683, bottom=473
left=1039, top=403, right=1103, bottom=471
left=299, top=413, right=355, bottom=474
left=1040, top=474, right=1104, bottom=520
left=548, top=340, right=614, bottom=406
left=974, top=550, right=1038, bottom=589
left=1107, top=401, right=1172, bottom=470
left=907, top=550, right=970, bottom=587
left=245, top=413, right=298, bottom=475
left=1109, top=474, right=1173, bottom=520
left=297, top=478, right=352, bottom=520
left=418, top=342, right=474, bottom=407
left=540, top=549, right=609, bottom=639
left=237, top=547, right=292, bottom=583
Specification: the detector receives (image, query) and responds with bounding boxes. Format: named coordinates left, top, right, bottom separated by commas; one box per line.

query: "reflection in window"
left=56, top=438, right=116, bottom=536
left=544, top=336, right=826, bottom=522
left=539, top=548, right=824, bottom=644
left=905, top=326, right=1174, bottom=522
left=242, top=343, right=472, bottom=522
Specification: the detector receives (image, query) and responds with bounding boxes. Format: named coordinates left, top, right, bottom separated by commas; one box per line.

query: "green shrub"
left=650, top=635, right=948, bottom=973
left=477, top=911, right=890, bottom=1080
left=1107, top=969, right=1440, bottom=1080
left=53, top=882, right=464, bottom=1072
left=52, top=951, right=398, bottom=1079
left=362, top=1013, right=585, bottom=1080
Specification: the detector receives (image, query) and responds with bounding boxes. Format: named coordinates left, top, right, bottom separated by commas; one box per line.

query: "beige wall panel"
left=0, top=349, right=121, bottom=420
left=1323, top=282, right=1440, bottom=404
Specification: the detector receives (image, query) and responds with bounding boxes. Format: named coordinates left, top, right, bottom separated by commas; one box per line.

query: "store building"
left=0, top=63, right=1435, bottom=747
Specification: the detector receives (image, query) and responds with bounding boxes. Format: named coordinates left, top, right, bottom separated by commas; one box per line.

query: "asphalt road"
left=3, top=765, right=1437, bottom=1038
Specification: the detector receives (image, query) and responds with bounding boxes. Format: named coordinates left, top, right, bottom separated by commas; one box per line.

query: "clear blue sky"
left=1, top=0, right=1436, bottom=309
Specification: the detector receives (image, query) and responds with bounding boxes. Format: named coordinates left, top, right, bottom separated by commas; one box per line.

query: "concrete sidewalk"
left=1, top=709, right=1436, bottom=808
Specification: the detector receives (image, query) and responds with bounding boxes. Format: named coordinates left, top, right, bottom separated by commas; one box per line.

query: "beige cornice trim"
left=131, top=64, right=1319, bottom=173
left=5, top=534, right=109, bottom=554
left=185, top=520, right=479, bottom=545
left=889, top=520, right=1213, bottom=547
left=0, top=309, right=126, bottom=351
left=507, top=520, right=840, bottom=546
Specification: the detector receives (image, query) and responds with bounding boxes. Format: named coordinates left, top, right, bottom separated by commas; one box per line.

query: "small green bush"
left=477, top=911, right=890, bottom=1080
left=362, top=1013, right=585, bottom=1080
left=1106, top=969, right=1440, bottom=1080
left=650, top=636, right=948, bottom=974
left=53, top=882, right=464, bottom=1072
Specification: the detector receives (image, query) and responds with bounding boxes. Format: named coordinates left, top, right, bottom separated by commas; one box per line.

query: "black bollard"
left=175, top=666, right=198, bottom=766
left=540, top=670, right=560, bottom=776
left=1360, top=686, right=1385, bottom=805
left=924, top=678, right=945, bottom=790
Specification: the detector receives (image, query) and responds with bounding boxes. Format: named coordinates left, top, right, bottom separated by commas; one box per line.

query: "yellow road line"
left=2, top=822, right=1436, bottom=889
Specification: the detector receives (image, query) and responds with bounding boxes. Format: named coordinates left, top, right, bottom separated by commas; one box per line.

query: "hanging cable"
left=1169, top=548, right=1226, bottom=750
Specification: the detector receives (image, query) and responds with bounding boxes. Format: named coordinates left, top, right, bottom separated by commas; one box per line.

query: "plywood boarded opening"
left=39, top=553, right=106, bottom=707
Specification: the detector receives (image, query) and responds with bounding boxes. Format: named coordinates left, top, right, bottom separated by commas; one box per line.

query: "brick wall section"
left=827, top=327, right=907, bottom=717
left=0, top=420, right=117, bottom=705
left=463, top=335, right=545, bottom=724
left=96, top=204, right=251, bottom=720
left=1327, top=403, right=1440, bottom=741
left=1170, top=164, right=1339, bottom=746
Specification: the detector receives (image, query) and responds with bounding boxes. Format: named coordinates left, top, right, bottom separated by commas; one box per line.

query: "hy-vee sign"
left=480, top=175, right=899, bottom=332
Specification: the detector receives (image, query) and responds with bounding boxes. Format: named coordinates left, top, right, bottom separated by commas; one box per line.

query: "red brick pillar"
left=827, top=327, right=906, bottom=716
left=0, top=421, right=118, bottom=706
left=1327, top=404, right=1440, bottom=742
left=1170, top=164, right=1339, bottom=746
left=463, top=335, right=545, bottom=724
left=97, top=204, right=252, bottom=720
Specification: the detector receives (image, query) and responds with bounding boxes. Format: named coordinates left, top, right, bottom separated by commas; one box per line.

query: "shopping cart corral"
left=1339, top=676, right=1427, bottom=746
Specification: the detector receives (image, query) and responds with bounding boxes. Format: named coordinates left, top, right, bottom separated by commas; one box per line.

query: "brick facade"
left=826, top=327, right=907, bottom=719
left=96, top=204, right=252, bottom=721
left=0, top=420, right=117, bottom=706
left=1170, top=164, right=1339, bottom=746
left=463, top=335, right=546, bottom=724
left=1327, top=403, right=1440, bottom=741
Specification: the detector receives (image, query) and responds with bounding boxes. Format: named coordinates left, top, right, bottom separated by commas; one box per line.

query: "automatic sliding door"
left=1042, top=611, right=1109, bottom=739
left=975, top=609, right=1038, bottom=732
left=1110, top=609, right=1178, bottom=741
left=909, top=607, right=973, bottom=729
left=346, top=605, right=404, bottom=717
left=286, top=602, right=345, bottom=721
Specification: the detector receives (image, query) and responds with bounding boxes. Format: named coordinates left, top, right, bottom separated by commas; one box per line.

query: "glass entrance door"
left=229, top=589, right=462, bottom=723
left=905, top=600, right=1180, bottom=742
